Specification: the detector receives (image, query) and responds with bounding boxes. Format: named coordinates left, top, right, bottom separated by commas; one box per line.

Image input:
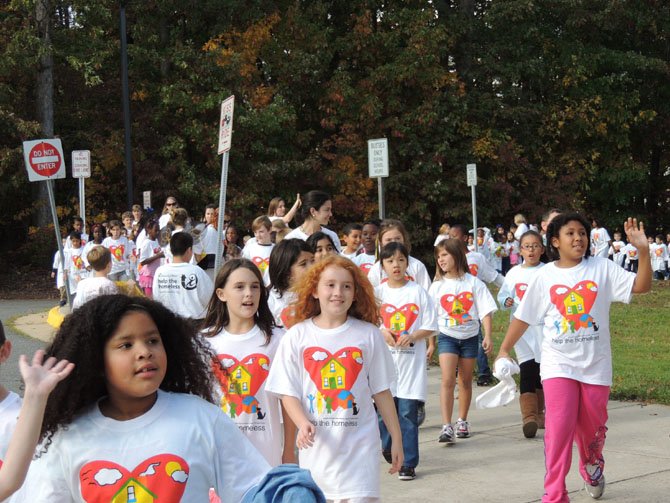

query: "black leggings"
left=519, top=360, right=543, bottom=394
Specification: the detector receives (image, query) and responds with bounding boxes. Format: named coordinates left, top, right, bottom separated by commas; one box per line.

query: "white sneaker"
left=438, top=424, right=454, bottom=444
left=584, top=475, right=605, bottom=499
left=455, top=418, right=471, bottom=438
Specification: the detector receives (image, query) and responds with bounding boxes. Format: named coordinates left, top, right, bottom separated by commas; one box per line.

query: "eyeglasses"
left=224, top=220, right=231, bottom=225
left=521, top=244, right=543, bottom=250
left=166, top=202, right=176, bottom=207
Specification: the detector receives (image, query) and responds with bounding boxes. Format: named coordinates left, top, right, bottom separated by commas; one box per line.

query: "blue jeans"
left=379, top=397, right=419, bottom=468
left=476, top=326, right=492, bottom=378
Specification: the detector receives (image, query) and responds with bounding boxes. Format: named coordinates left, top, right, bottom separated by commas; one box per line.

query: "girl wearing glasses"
left=497, top=230, right=545, bottom=439
left=159, top=196, right=179, bottom=229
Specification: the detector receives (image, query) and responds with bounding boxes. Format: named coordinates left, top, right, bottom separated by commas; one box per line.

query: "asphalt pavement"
left=2, top=301, right=669, bottom=502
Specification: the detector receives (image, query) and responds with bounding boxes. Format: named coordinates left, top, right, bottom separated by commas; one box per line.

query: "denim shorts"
left=437, top=333, right=479, bottom=358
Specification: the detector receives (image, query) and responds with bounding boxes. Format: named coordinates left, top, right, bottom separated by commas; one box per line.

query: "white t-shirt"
left=366, top=256, right=432, bottom=291
left=609, top=240, right=626, bottom=267
left=64, top=247, right=88, bottom=292
left=102, top=236, right=132, bottom=275
left=15, top=391, right=269, bottom=502
left=622, top=243, right=639, bottom=264
left=73, top=277, right=119, bottom=310
left=487, top=240, right=507, bottom=271
left=514, top=257, right=636, bottom=386
left=497, top=264, right=544, bottom=364
left=0, top=391, right=21, bottom=466
left=52, top=250, right=65, bottom=289
left=267, top=289, right=297, bottom=328
left=158, top=213, right=171, bottom=229
left=428, top=273, right=498, bottom=340
left=433, top=234, right=449, bottom=246
left=514, top=223, right=529, bottom=241
left=152, top=262, right=214, bottom=319
left=265, top=317, right=395, bottom=500
left=375, top=282, right=437, bottom=400
left=352, top=252, right=376, bottom=275
left=284, top=226, right=342, bottom=252
left=201, top=224, right=220, bottom=255
left=466, top=250, right=500, bottom=284
left=138, top=239, right=163, bottom=277
left=242, top=241, right=274, bottom=286
left=649, top=242, right=668, bottom=272
left=591, top=227, right=611, bottom=258
left=203, top=326, right=284, bottom=466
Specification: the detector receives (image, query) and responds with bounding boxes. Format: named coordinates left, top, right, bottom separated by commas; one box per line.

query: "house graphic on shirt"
left=390, top=311, right=407, bottom=332
left=229, top=365, right=251, bottom=395
left=321, top=359, right=346, bottom=390
left=112, top=478, right=156, bottom=502
left=564, top=292, right=585, bottom=317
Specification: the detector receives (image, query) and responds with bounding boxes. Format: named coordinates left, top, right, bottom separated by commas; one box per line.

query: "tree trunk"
left=34, top=0, right=54, bottom=229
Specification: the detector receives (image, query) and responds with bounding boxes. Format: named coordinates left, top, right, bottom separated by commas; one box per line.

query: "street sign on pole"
left=22, top=139, right=66, bottom=181
left=143, top=191, right=152, bottom=210
left=72, top=150, right=91, bottom=232
left=368, top=138, right=389, bottom=219
left=467, top=163, right=478, bottom=252
left=218, top=96, right=235, bottom=155
left=22, top=139, right=71, bottom=306
left=215, top=96, right=235, bottom=275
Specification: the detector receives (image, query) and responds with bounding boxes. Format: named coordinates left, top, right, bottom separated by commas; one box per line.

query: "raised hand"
left=623, top=218, right=648, bottom=251
left=19, top=350, right=75, bottom=398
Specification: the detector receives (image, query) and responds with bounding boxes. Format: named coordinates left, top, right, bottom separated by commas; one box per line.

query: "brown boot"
left=520, top=393, right=539, bottom=438
left=536, top=389, right=545, bottom=429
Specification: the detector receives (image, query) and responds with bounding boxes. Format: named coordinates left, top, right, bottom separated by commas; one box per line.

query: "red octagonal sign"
left=29, top=142, right=62, bottom=177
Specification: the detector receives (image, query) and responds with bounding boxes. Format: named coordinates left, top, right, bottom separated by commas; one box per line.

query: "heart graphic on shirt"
left=252, top=256, right=270, bottom=274
left=213, top=352, right=270, bottom=418
left=514, top=283, right=528, bottom=301
left=380, top=303, right=419, bottom=335
left=468, top=263, right=479, bottom=276
left=655, top=248, right=663, bottom=257
left=359, top=263, right=373, bottom=273
left=109, top=245, right=125, bottom=262
left=440, top=292, right=474, bottom=325
left=303, top=346, right=364, bottom=413
left=279, top=304, right=298, bottom=328
left=628, top=249, right=637, bottom=258
left=549, top=280, right=599, bottom=330
left=80, top=454, right=189, bottom=502
left=72, top=255, right=84, bottom=270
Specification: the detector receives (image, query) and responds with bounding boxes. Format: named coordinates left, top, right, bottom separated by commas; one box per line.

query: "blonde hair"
left=292, top=255, right=379, bottom=325
left=514, top=213, right=527, bottom=225
left=252, top=215, right=272, bottom=232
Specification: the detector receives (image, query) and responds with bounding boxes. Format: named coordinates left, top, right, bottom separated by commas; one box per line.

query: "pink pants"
left=542, top=378, right=610, bottom=503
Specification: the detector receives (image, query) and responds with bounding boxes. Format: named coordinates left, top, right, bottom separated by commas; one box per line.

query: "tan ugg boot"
left=536, top=388, right=545, bottom=429
left=520, top=393, right=539, bottom=438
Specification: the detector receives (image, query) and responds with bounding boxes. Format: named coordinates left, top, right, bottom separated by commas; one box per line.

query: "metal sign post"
left=22, top=139, right=71, bottom=306
left=214, top=96, right=235, bottom=274
left=368, top=138, right=389, bottom=219
left=72, top=150, right=91, bottom=232
left=466, top=163, right=478, bottom=252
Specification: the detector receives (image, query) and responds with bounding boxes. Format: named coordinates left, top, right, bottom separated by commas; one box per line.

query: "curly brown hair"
left=39, top=295, right=217, bottom=453
left=292, top=255, right=379, bottom=325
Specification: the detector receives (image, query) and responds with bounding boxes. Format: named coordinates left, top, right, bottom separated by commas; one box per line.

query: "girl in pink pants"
left=497, top=213, right=651, bottom=502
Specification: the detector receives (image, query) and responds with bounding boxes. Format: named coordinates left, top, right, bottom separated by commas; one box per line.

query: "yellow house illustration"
left=229, top=364, right=251, bottom=395
left=112, top=478, right=156, bottom=502
left=564, top=292, right=585, bottom=316
left=390, top=311, right=407, bottom=332
left=451, top=298, right=465, bottom=315
left=321, top=359, right=346, bottom=390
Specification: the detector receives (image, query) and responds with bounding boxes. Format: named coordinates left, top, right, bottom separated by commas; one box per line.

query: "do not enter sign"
left=22, top=139, right=66, bottom=182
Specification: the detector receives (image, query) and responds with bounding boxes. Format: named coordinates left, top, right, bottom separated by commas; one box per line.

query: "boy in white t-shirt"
left=340, top=223, right=362, bottom=260
left=242, top=216, right=274, bottom=286
left=63, top=232, right=88, bottom=299
left=153, top=232, right=214, bottom=320
left=649, top=235, right=668, bottom=281
left=72, top=246, right=118, bottom=310
left=608, top=231, right=626, bottom=268
left=101, top=220, right=132, bottom=281
left=352, top=220, right=380, bottom=274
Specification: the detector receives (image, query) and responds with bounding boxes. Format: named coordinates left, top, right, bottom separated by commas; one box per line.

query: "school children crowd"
left=0, top=189, right=654, bottom=503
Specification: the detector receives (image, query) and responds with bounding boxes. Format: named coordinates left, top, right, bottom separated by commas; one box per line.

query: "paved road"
left=0, top=300, right=52, bottom=393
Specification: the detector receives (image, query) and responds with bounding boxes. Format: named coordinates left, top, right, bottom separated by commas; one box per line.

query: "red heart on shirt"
left=109, top=245, right=125, bottom=261
left=212, top=352, right=270, bottom=418
left=514, top=283, right=528, bottom=301
left=359, top=263, right=373, bottom=273
left=280, top=304, right=297, bottom=328
left=72, top=255, right=84, bottom=270
left=549, top=280, right=599, bottom=328
left=80, top=454, right=189, bottom=502
left=440, top=291, right=474, bottom=325
left=655, top=248, right=663, bottom=257
left=252, top=256, right=270, bottom=274
left=380, top=303, right=419, bottom=335
left=303, top=346, right=364, bottom=413
left=468, top=263, right=479, bottom=276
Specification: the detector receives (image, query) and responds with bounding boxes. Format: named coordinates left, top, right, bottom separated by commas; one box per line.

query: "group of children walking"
left=0, top=193, right=653, bottom=502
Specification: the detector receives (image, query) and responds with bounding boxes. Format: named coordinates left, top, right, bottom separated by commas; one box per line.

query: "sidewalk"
left=380, top=365, right=670, bottom=502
